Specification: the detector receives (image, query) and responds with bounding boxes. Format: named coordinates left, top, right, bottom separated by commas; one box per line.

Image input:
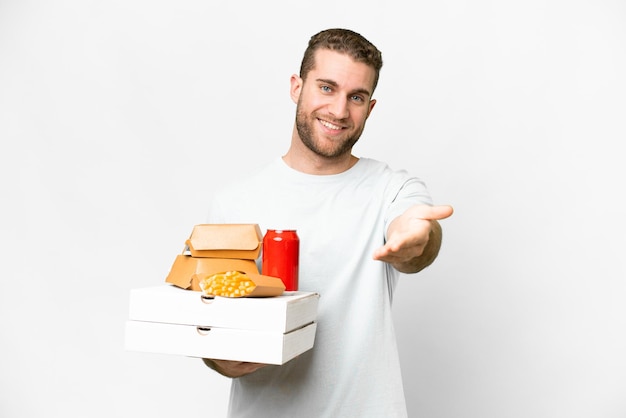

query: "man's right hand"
left=202, top=358, right=268, bottom=378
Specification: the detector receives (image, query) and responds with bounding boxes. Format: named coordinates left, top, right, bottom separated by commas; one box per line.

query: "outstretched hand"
left=373, top=204, right=453, bottom=273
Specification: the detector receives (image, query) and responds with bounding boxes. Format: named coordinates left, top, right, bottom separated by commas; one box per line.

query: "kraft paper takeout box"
left=165, top=223, right=264, bottom=291
left=166, top=255, right=259, bottom=291
left=193, top=272, right=286, bottom=298
left=185, top=224, right=263, bottom=259
left=125, top=285, right=320, bottom=364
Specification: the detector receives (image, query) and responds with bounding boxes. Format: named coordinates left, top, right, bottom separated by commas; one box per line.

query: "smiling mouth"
left=319, top=118, right=344, bottom=130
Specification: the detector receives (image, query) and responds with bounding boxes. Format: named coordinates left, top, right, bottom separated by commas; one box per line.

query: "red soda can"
left=262, top=229, right=299, bottom=291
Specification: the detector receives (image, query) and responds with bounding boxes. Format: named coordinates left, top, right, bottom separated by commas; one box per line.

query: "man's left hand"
left=372, top=204, right=453, bottom=273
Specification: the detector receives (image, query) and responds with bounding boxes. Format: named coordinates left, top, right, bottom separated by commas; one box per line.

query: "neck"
left=283, top=127, right=358, bottom=175
left=282, top=152, right=358, bottom=175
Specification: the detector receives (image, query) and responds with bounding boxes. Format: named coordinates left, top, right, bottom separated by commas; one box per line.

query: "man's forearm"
left=202, top=358, right=268, bottom=378
left=202, top=358, right=233, bottom=377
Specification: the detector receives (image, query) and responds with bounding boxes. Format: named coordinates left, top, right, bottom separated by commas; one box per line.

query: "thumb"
left=410, top=204, right=454, bottom=221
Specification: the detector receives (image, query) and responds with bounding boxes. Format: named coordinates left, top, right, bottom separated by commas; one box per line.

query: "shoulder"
left=355, top=157, right=388, bottom=172
left=356, top=158, right=433, bottom=205
left=355, top=158, right=416, bottom=184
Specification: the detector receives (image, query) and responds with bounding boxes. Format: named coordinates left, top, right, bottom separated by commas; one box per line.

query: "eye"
left=321, top=85, right=332, bottom=93
left=351, top=95, right=364, bottom=103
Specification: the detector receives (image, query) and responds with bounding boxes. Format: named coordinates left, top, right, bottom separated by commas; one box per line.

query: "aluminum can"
left=262, top=229, right=299, bottom=291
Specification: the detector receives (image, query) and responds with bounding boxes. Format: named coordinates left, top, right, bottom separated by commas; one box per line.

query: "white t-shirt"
left=207, top=157, right=433, bottom=418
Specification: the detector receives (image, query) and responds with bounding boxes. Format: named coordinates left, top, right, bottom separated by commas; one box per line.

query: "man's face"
left=292, top=49, right=377, bottom=159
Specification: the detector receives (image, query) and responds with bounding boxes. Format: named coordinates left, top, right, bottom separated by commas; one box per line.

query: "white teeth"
left=320, top=120, right=342, bottom=130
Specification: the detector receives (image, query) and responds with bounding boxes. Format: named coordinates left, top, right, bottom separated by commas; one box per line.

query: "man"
left=202, top=28, right=453, bottom=417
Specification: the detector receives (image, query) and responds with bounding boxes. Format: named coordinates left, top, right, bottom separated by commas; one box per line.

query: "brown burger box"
left=165, top=224, right=263, bottom=291
left=185, top=223, right=263, bottom=259
left=125, top=285, right=319, bottom=364
left=165, top=255, right=259, bottom=291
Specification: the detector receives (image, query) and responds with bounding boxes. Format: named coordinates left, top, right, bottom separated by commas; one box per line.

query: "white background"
left=1, top=1, right=625, bottom=417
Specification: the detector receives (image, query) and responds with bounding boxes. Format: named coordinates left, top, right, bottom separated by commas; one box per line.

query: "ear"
left=290, top=74, right=303, bottom=104
left=367, top=99, right=377, bottom=117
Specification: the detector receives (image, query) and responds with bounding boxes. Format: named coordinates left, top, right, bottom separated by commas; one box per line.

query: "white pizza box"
left=127, top=284, right=319, bottom=333
left=124, top=320, right=317, bottom=365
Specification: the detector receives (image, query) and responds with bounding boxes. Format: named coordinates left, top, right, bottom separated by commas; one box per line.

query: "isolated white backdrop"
left=1, top=1, right=625, bottom=417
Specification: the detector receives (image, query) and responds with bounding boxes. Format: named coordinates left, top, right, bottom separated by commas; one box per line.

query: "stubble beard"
left=295, top=106, right=364, bottom=159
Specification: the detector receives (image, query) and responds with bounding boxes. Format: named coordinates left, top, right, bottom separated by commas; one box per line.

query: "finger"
left=411, top=204, right=454, bottom=221
left=372, top=245, right=388, bottom=260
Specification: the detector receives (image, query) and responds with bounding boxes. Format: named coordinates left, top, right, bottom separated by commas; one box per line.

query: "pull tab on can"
left=262, top=229, right=299, bottom=291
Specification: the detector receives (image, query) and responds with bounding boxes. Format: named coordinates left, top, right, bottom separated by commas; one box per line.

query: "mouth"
left=318, top=118, right=345, bottom=132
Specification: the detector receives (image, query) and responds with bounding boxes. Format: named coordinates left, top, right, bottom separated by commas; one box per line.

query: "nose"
left=327, top=96, right=349, bottom=119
